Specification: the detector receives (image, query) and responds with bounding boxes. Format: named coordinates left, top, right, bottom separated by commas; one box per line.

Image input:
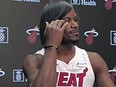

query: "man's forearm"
left=32, top=47, right=57, bottom=87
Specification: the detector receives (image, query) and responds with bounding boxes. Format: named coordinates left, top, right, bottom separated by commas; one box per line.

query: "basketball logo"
left=105, top=0, right=112, bottom=10
left=26, top=25, right=40, bottom=44
left=85, top=33, right=94, bottom=45
left=84, top=28, right=98, bottom=45
left=0, top=68, right=5, bottom=77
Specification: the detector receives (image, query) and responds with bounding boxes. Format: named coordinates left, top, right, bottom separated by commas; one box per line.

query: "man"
left=23, top=1, right=116, bottom=87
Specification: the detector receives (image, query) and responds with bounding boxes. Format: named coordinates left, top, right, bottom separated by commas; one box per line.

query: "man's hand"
left=44, top=20, right=69, bottom=47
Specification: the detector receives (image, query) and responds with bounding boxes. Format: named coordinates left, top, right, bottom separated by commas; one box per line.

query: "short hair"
left=39, top=1, right=74, bottom=45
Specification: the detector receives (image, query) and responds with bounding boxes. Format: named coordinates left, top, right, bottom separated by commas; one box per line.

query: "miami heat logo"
left=57, top=68, right=88, bottom=86
left=26, top=26, right=40, bottom=44
left=105, top=0, right=112, bottom=10
left=109, top=67, right=116, bottom=84
left=84, top=28, right=98, bottom=45
left=0, top=68, right=5, bottom=77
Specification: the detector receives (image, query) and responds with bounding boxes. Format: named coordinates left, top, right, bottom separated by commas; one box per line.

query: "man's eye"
left=65, top=18, right=70, bottom=22
left=74, top=17, right=79, bottom=21
left=74, top=18, right=77, bottom=21
left=74, top=17, right=80, bottom=24
left=63, top=18, right=71, bottom=22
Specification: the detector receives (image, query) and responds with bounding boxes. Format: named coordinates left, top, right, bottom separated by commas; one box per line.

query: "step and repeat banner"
left=0, top=0, right=115, bottom=87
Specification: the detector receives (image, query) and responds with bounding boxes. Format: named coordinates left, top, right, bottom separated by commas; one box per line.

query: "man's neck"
left=57, top=44, right=75, bottom=64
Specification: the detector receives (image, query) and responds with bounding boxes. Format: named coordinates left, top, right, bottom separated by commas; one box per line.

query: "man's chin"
left=72, top=40, right=79, bottom=45
left=61, top=39, right=79, bottom=45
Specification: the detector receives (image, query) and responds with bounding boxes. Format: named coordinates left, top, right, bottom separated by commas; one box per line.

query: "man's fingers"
left=61, top=22, right=69, bottom=31
left=44, top=20, right=68, bottom=36
left=53, top=20, right=60, bottom=26
left=49, top=21, right=55, bottom=28
left=44, top=22, right=49, bottom=36
left=57, top=20, right=65, bottom=28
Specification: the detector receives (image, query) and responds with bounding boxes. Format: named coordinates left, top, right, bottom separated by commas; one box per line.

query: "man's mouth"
left=70, top=29, right=79, bottom=34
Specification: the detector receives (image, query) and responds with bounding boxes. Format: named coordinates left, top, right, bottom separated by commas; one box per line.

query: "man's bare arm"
left=88, top=52, right=116, bottom=87
left=32, top=47, right=57, bottom=87
left=23, top=54, right=42, bottom=87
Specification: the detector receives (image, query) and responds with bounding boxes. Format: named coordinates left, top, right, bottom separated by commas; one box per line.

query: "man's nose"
left=71, top=20, right=79, bottom=27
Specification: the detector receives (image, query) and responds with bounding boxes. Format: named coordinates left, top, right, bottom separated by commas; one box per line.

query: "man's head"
left=39, top=1, right=79, bottom=45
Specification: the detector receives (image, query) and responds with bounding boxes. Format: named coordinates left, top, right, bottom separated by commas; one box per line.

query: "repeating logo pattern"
left=12, top=0, right=40, bottom=3
left=105, top=0, right=112, bottom=10
left=110, top=30, right=116, bottom=46
left=0, top=27, right=8, bottom=43
left=13, top=69, right=25, bottom=82
left=0, top=68, right=5, bottom=77
left=84, top=28, right=98, bottom=45
left=26, top=26, right=40, bottom=44
left=70, top=0, right=96, bottom=6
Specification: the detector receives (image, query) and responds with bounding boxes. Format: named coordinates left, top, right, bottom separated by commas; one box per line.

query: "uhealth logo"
left=70, top=0, right=96, bottom=6
left=0, top=27, right=9, bottom=43
left=110, top=30, right=116, bottom=46
left=13, top=69, right=25, bottom=82
left=12, top=0, right=40, bottom=3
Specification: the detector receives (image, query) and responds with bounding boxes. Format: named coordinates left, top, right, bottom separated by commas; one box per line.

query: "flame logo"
left=105, top=0, right=112, bottom=10
left=84, top=28, right=98, bottom=45
left=26, top=25, right=40, bottom=44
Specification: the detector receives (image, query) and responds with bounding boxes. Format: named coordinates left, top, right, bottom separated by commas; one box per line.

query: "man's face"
left=62, top=9, right=80, bottom=44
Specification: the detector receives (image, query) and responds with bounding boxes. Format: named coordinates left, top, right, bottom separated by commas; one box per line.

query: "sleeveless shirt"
left=35, top=46, right=95, bottom=87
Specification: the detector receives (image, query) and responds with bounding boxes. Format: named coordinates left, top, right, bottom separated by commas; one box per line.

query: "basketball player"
left=23, top=1, right=116, bottom=87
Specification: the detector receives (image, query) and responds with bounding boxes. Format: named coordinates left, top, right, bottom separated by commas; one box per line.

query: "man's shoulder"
left=75, top=46, right=101, bottom=58
left=87, top=51, right=107, bottom=73
left=35, top=48, right=45, bottom=55
left=87, top=51, right=102, bottom=64
left=87, top=51, right=100, bottom=58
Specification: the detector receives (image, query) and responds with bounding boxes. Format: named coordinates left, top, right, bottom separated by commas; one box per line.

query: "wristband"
left=44, top=45, right=57, bottom=49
